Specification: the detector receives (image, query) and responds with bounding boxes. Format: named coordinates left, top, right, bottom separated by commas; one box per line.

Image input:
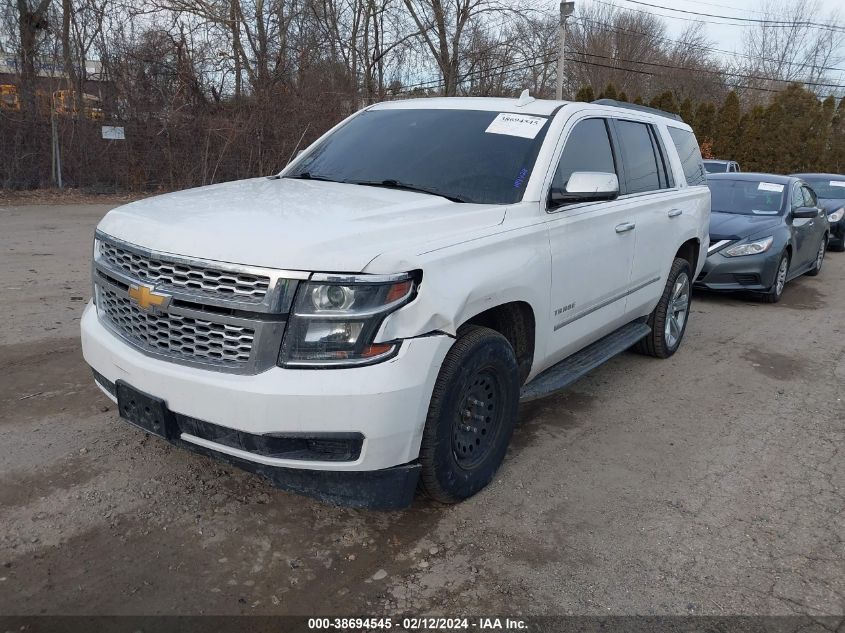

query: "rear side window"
left=552, top=118, right=617, bottom=193
left=615, top=120, right=664, bottom=194
left=668, top=127, right=706, bottom=186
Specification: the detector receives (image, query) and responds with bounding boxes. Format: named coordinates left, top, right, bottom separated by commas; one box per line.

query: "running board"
left=520, top=321, right=651, bottom=402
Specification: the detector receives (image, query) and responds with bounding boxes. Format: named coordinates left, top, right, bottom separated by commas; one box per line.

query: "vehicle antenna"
left=286, top=123, right=311, bottom=166
left=516, top=89, right=535, bottom=107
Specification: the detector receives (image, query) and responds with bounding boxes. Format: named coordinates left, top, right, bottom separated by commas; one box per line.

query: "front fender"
left=369, top=222, right=552, bottom=352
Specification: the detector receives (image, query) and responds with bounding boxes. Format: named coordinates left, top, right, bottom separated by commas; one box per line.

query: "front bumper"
left=81, top=302, right=453, bottom=507
left=829, top=219, right=845, bottom=244
left=694, top=247, right=781, bottom=292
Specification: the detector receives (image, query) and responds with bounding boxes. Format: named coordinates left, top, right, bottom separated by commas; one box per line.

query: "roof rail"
left=591, top=98, right=683, bottom=122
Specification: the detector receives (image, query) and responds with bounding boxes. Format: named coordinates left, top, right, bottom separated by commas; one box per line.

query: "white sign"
left=485, top=113, right=546, bottom=139
left=758, top=182, right=784, bottom=193
left=101, top=126, right=125, bottom=140
left=829, top=180, right=845, bottom=188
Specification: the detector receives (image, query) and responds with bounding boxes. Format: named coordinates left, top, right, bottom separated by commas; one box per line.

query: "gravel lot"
left=0, top=202, right=843, bottom=617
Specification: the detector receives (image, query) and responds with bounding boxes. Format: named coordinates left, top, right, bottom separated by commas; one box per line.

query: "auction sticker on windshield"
left=485, top=113, right=546, bottom=139
left=758, top=182, right=784, bottom=192
left=830, top=181, right=845, bottom=188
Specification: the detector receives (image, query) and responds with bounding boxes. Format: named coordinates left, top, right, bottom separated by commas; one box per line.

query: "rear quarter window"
left=614, top=120, right=664, bottom=194
left=668, top=127, right=706, bottom=186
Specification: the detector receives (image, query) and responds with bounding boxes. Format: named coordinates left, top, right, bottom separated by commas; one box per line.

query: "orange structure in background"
left=0, top=84, right=20, bottom=111
left=0, top=85, right=104, bottom=120
left=52, top=89, right=104, bottom=120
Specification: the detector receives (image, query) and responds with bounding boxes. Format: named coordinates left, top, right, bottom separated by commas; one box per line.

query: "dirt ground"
left=0, top=202, right=843, bottom=617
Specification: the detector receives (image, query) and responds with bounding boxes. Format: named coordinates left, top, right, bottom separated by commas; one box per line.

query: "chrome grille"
left=93, top=231, right=306, bottom=374
left=98, top=286, right=254, bottom=365
left=99, top=240, right=271, bottom=302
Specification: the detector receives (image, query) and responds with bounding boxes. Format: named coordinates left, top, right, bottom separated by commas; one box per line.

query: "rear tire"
left=419, top=325, right=520, bottom=504
left=761, top=251, right=789, bottom=303
left=634, top=258, right=691, bottom=359
left=806, top=236, right=826, bottom=276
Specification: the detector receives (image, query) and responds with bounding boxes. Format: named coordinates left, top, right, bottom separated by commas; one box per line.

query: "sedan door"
left=801, top=184, right=827, bottom=258
left=789, top=182, right=819, bottom=267
left=543, top=117, right=636, bottom=368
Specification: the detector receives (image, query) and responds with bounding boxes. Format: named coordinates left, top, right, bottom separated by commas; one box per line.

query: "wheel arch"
left=674, top=237, right=700, bottom=275
left=460, top=301, right=536, bottom=385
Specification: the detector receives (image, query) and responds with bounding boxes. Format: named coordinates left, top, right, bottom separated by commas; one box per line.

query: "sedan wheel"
left=762, top=252, right=789, bottom=303
left=807, top=238, right=826, bottom=276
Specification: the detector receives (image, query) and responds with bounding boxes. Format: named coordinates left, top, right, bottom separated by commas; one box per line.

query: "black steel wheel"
left=452, top=368, right=506, bottom=469
left=419, top=325, right=520, bottom=503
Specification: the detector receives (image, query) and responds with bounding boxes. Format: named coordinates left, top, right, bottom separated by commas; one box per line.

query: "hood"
left=708, top=211, right=782, bottom=241
left=97, top=177, right=507, bottom=272
left=818, top=198, right=845, bottom=214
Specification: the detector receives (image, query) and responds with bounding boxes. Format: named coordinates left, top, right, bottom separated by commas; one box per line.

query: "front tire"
left=806, top=236, right=826, bottom=276
left=634, top=258, right=691, bottom=359
left=419, top=325, right=520, bottom=504
left=761, top=251, right=789, bottom=303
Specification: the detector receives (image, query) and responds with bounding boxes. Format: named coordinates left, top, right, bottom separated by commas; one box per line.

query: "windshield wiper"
left=285, top=172, right=342, bottom=183
left=351, top=179, right=471, bottom=203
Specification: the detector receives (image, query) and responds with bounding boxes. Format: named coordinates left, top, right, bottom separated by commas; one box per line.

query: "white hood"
left=98, top=177, right=507, bottom=272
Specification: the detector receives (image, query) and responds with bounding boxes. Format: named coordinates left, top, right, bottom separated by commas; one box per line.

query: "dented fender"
left=368, top=204, right=552, bottom=375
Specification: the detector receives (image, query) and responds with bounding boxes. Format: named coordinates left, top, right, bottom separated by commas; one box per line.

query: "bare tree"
left=567, top=3, right=668, bottom=99
left=14, top=0, right=52, bottom=113
left=741, top=0, right=845, bottom=95
left=402, top=0, right=514, bottom=96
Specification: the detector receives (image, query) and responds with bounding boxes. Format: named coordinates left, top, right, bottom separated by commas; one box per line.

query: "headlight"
left=722, top=236, right=774, bottom=257
left=829, top=207, right=844, bottom=222
left=278, top=272, right=416, bottom=368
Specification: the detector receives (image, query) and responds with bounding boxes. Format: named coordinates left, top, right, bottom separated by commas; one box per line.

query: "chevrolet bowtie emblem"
left=128, top=284, right=171, bottom=313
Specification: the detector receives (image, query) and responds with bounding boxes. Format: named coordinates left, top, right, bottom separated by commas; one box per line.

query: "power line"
left=392, top=39, right=845, bottom=98
left=569, top=48, right=845, bottom=90
left=594, top=0, right=845, bottom=32
left=390, top=5, right=845, bottom=98
left=575, top=16, right=845, bottom=75
left=617, top=0, right=845, bottom=32
left=392, top=49, right=782, bottom=96
left=673, top=0, right=770, bottom=18
left=520, top=9, right=845, bottom=75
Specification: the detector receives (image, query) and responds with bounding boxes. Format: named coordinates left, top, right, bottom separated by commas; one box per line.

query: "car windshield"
left=285, top=108, right=551, bottom=204
left=707, top=179, right=785, bottom=215
left=703, top=161, right=727, bottom=173
left=799, top=177, right=845, bottom=199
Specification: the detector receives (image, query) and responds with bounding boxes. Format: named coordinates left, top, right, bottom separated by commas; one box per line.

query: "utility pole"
left=50, top=96, right=63, bottom=189
left=556, top=1, right=575, bottom=100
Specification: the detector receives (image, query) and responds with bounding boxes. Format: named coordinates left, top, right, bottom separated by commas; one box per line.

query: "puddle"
left=743, top=348, right=806, bottom=381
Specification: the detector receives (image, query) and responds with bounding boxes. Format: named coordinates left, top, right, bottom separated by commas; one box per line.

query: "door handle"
left=668, top=209, right=683, bottom=218
left=615, top=222, right=636, bottom=233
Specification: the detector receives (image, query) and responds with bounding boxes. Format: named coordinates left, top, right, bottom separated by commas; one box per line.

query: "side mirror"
left=549, top=172, right=619, bottom=208
left=792, top=206, right=819, bottom=219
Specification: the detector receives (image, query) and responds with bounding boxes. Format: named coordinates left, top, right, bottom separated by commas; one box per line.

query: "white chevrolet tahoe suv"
left=82, top=96, right=710, bottom=509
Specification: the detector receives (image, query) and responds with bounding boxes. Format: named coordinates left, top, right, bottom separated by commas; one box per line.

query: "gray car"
left=790, top=173, right=845, bottom=251
left=695, top=173, right=830, bottom=303
left=704, top=159, right=741, bottom=174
